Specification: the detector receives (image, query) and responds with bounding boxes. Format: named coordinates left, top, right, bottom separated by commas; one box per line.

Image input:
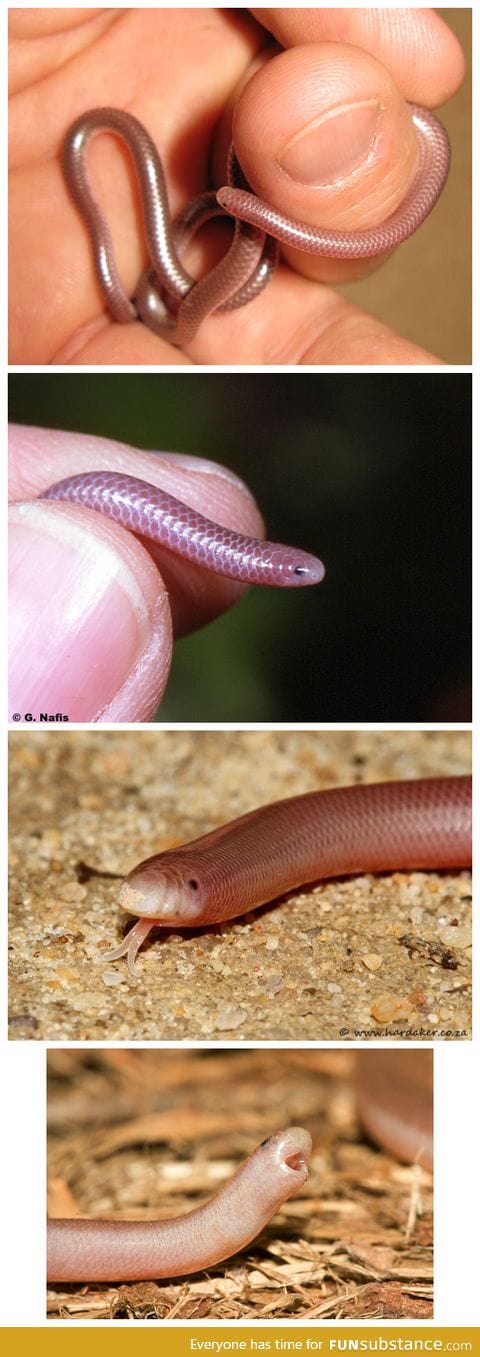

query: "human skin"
left=9, top=8, right=464, bottom=365
left=61, top=103, right=449, bottom=339
left=8, top=426, right=271, bottom=722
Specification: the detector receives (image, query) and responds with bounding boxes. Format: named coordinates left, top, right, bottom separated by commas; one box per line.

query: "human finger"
left=232, top=42, right=435, bottom=286
left=188, top=257, right=440, bottom=365
left=9, top=427, right=267, bottom=722
left=250, top=8, right=465, bottom=104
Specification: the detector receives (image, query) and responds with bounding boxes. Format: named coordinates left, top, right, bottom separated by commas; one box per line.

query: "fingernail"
left=94, top=593, right=171, bottom=723
left=277, top=99, right=382, bottom=186
left=9, top=502, right=154, bottom=721
left=158, top=452, right=255, bottom=497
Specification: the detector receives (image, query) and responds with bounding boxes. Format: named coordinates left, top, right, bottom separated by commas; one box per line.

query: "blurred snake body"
left=63, top=105, right=451, bottom=344
left=356, top=1051, right=433, bottom=1171
left=105, top=776, right=471, bottom=976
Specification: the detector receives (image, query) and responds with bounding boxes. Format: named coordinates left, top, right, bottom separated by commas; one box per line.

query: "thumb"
left=9, top=497, right=172, bottom=723
left=232, top=42, right=421, bottom=284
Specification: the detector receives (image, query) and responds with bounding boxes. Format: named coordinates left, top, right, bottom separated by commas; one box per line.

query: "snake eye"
left=294, top=565, right=308, bottom=576
left=188, top=878, right=199, bottom=891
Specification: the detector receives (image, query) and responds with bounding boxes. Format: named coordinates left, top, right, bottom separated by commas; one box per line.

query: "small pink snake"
left=63, top=104, right=451, bottom=345
left=47, top=1126, right=311, bottom=1282
left=42, top=470, right=325, bottom=586
left=104, top=776, right=471, bottom=976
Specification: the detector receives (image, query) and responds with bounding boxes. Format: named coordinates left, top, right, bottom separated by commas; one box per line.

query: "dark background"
left=9, top=373, right=471, bottom=722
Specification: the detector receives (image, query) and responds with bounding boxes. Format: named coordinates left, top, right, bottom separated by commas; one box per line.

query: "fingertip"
left=233, top=43, right=420, bottom=280
left=234, top=42, right=419, bottom=210
left=139, top=451, right=265, bottom=635
left=93, top=589, right=172, bottom=722
left=8, top=498, right=171, bottom=723
left=251, top=8, right=467, bottom=106
left=8, top=429, right=272, bottom=716
left=9, top=425, right=265, bottom=540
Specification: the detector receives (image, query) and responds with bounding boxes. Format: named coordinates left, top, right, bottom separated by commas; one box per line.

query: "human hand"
left=9, top=7, right=464, bottom=365
left=9, top=424, right=266, bottom=722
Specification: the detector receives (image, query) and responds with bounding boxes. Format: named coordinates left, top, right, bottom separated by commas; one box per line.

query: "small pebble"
left=49, top=965, right=79, bottom=984
left=213, top=1005, right=246, bottom=1031
left=260, top=974, right=284, bottom=995
left=175, top=961, right=195, bottom=978
left=102, top=970, right=126, bottom=987
left=362, top=953, right=383, bottom=972
left=439, top=925, right=470, bottom=949
left=371, top=993, right=409, bottom=1023
left=408, top=989, right=427, bottom=1008
left=395, top=998, right=413, bottom=1019
left=57, top=883, right=88, bottom=903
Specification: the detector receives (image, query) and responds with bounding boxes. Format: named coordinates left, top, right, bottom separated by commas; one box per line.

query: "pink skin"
left=356, top=1051, right=433, bottom=1171
left=106, top=776, right=472, bottom=976
left=9, top=428, right=284, bottom=723
left=47, top=1126, right=312, bottom=1282
left=47, top=1061, right=435, bottom=1284
left=218, top=108, right=449, bottom=258
left=42, top=472, right=324, bottom=587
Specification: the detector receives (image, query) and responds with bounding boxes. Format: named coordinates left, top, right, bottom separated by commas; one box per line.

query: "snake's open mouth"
left=285, top=1150, right=308, bottom=1172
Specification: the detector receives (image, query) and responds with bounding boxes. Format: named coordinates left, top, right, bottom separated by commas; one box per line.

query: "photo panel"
left=8, top=372, right=471, bottom=725
left=5, top=6, right=476, bottom=1343
left=8, top=8, right=471, bottom=367
left=46, top=1047, right=433, bottom=1321
left=9, top=728, right=471, bottom=1044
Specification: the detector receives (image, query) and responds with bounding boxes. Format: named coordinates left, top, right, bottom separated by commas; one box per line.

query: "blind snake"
left=356, top=1051, right=433, bottom=1172
left=47, top=1056, right=432, bottom=1282
left=103, top=776, right=471, bottom=977
left=42, top=470, right=325, bottom=587
left=47, top=1126, right=312, bottom=1282
left=63, top=103, right=451, bottom=345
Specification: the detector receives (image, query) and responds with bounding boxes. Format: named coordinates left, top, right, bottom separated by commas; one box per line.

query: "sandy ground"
left=9, top=728, right=471, bottom=1042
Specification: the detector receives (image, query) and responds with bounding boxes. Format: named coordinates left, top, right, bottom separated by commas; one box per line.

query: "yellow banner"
left=1, top=1330, right=479, bottom=1355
